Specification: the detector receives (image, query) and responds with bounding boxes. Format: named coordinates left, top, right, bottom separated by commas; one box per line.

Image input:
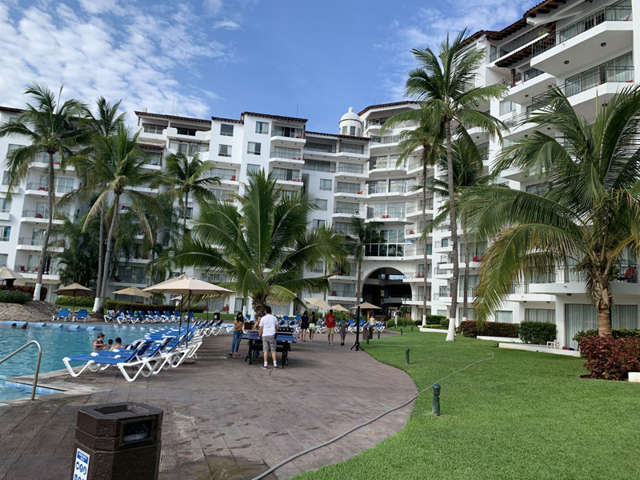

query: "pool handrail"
left=0, top=340, right=42, bottom=401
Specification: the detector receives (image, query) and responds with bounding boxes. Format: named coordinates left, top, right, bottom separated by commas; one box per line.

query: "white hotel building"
left=0, top=0, right=638, bottom=347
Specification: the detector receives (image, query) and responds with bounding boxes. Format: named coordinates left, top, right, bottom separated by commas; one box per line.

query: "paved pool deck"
left=0, top=332, right=415, bottom=479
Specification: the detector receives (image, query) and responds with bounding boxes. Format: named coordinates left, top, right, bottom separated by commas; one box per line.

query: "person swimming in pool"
left=110, top=337, right=123, bottom=351
left=93, top=333, right=107, bottom=351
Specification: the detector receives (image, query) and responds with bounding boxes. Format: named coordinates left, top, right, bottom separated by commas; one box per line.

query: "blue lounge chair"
left=52, top=308, right=70, bottom=321
left=74, top=309, right=89, bottom=322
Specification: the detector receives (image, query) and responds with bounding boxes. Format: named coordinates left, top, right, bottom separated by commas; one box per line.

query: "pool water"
left=0, top=321, right=175, bottom=402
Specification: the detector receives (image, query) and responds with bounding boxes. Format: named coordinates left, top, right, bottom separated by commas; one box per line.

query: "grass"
left=293, top=332, right=640, bottom=480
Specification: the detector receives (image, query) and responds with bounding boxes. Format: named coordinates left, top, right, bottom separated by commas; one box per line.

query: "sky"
left=0, top=0, right=541, bottom=132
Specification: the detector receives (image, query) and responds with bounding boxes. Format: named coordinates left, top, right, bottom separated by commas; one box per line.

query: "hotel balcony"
left=14, top=264, right=62, bottom=282
left=528, top=63, right=634, bottom=120
left=504, top=70, right=556, bottom=106
left=23, top=183, right=71, bottom=198
left=332, top=205, right=363, bottom=219
left=334, top=186, right=365, bottom=199
left=164, top=126, right=211, bottom=142
left=17, top=237, right=65, bottom=253
left=526, top=265, right=640, bottom=297
left=269, top=147, right=305, bottom=168
left=271, top=126, right=305, bottom=146
left=363, top=242, right=418, bottom=260
left=20, top=210, right=66, bottom=225
left=369, top=134, right=401, bottom=150
left=530, top=4, right=633, bottom=76
left=335, top=164, right=367, bottom=180
left=403, top=273, right=432, bottom=284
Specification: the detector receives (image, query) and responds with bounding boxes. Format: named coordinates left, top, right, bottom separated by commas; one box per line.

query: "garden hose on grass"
left=251, top=352, right=495, bottom=480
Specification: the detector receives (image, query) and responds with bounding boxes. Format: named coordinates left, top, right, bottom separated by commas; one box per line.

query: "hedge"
left=459, top=320, right=519, bottom=338
left=579, top=335, right=640, bottom=380
left=55, top=296, right=94, bottom=307
left=105, top=300, right=206, bottom=313
left=0, top=289, right=32, bottom=304
left=519, top=322, right=557, bottom=345
left=1, top=285, right=47, bottom=301
left=574, top=329, right=640, bottom=344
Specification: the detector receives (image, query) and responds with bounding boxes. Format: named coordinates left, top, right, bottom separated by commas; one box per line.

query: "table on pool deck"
left=242, top=331, right=296, bottom=367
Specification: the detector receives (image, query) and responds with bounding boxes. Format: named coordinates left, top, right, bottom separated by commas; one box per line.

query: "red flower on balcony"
left=331, top=290, right=337, bottom=296
left=409, top=230, right=415, bottom=234
left=231, top=175, right=236, bottom=181
left=473, top=256, right=479, bottom=262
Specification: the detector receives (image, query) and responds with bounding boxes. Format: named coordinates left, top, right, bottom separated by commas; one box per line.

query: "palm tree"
left=87, top=125, right=160, bottom=313
left=384, top=105, right=442, bottom=325
left=56, top=216, right=99, bottom=287
left=461, top=86, right=640, bottom=336
left=344, top=217, right=380, bottom=350
left=429, top=133, right=488, bottom=321
left=0, top=84, right=85, bottom=300
left=406, top=30, right=505, bottom=328
left=177, top=171, right=344, bottom=315
left=70, top=97, right=125, bottom=310
left=155, top=152, right=220, bottom=242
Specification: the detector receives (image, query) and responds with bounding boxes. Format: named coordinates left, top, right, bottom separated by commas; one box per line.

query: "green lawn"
left=294, top=332, right=640, bottom=480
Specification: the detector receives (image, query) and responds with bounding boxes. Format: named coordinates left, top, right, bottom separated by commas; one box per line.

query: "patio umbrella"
left=304, top=297, right=330, bottom=311
left=55, top=283, right=93, bottom=314
left=331, top=304, right=350, bottom=313
left=113, top=286, right=152, bottom=303
left=144, top=274, right=233, bottom=341
left=0, top=266, right=23, bottom=288
left=354, top=302, right=381, bottom=310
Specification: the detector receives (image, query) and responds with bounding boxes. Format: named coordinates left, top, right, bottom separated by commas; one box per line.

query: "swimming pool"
left=0, top=321, right=175, bottom=402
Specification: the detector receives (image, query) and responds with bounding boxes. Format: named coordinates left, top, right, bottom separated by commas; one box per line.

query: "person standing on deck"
left=300, top=310, right=310, bottom=342
left=259, top=305, right=279, bottom=369
left=325, top=309, right=336, bottom=344
left=230, top=312, right=244, bottom=357
left=309, top=311, right=316, bottom=342
left=339, top=317, right=348, bottom=346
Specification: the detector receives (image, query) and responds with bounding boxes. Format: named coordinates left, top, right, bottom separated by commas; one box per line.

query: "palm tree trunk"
left=445, top=120, right=458, bottom=341
left=421, top=160, right=428, bottom=326
left=462, top=224, right=470, bottom=326
left=96, top=194, right=120, bottom=314
left=252, top=293, right=267, bottom=317
left=92, top=208, right=104, bottom=312
left=593, top=276, right=613, bottom=336
left=33, top=153, right=55, bottom=301
left=181, top=190, right=188, bottom=274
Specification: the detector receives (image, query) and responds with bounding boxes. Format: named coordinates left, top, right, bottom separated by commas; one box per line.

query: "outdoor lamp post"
left=352, top=296, right=362, bottom=352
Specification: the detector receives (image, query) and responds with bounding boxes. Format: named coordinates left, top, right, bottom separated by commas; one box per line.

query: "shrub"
left=519, top=322, right=557, bottom=344
left=105, top=300, right=206, bottom=313
left=459, top=320, right=519, bottom=338
left=574, top=329, right=640, bottom=344
left=2, top=285, right=47, bottom=301
left=426, top=315, right=449, bottom=328
left=0, top=289, right=32, bottom=304
left=579, top=336, right=640, bottom=380
left=55, top=295, right=94, bottom=307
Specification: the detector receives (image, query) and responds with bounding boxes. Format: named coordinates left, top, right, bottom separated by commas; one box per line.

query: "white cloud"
left=203, top=0, right=224, bottom=14
left=0, top=1, right=233, bottom=121
left=214, top=20, right=241, bottom=30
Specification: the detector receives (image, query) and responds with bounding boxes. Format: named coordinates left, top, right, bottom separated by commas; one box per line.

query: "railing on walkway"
left=0, top=340, right=42, bottom=401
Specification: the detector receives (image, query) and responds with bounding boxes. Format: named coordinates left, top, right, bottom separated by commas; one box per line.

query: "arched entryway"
left=362, top=267, right=412, bottom=316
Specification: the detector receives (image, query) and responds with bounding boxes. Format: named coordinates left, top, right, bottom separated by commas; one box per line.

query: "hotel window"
left=310, top=261, right=324, bottom=273
left=247, top=142, right=261, bottom=155
left=0, top=226, right=11, bottom=241
left=439, top=285, right=450, bottom=297
left=255, top=121, right=269, bottom=134
left=526, top=182, right=550, bottom=196
left=1, top=171, right=9, bottom=185
left=0, top=254, right=6, bottom=267
left=176, top=127, right=196, bottom=136
left=341, top=143, right=364, bottom=154
left=56, top=176, right=74, bottom=193
left=218, top=144, right=232, bottom=157
left=312, top=219, right=326, bottom=230
left=495, top=310, right=513, bottom=323
left=499, top=100, right=515, bottom=116
left=143, top=124, right=164, bottom=134
left=0, top=197, right=10, bottom=212
left=349, top=126, right=356, bottom=136
left=220, top=123, right=234, bottom=136
left=247, top=163, right=261, bottom=175
left=319, top=179, right=332, bottom=191
left=314, top=199, right=328, bottom=211
left=441, top=238, right=449, bottom=247
left=341, top=126, right=347, bottom=135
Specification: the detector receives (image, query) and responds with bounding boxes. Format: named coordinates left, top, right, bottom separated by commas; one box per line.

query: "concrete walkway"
left=0, top=333, right=415, bottom=479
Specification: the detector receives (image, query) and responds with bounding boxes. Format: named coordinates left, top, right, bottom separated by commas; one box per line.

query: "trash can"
left=72, top=402, right=163, bottom=480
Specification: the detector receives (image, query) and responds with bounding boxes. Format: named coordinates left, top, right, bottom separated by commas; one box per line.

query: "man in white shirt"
left=258, top=305, right=279, bottom=369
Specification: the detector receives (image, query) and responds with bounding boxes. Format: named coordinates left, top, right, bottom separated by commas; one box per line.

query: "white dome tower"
left=339, top=106, right=363, bottom=136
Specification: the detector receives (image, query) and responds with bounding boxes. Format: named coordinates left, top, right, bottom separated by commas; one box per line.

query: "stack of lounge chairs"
left=103, top=310, right=194, bottom=324
left=62, top=319, right=230, bottom=382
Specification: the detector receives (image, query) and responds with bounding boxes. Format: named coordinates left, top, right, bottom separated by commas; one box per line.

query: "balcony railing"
left=367, top=207, right=406, bottom=219
left=557, top=1, right=632, bottom=44
left=334, top=205, right=360, bottom=215
left=528, top=66, right=634, bottom=113
left=370, top=135, right=401, bottom=144
left=337, top=163, right=364, bottom=174
left=336, top=184, right=362, bottom=194
left=18, top=237, right=65, bottom=247
left=364, top=243, right=411, bottom=257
